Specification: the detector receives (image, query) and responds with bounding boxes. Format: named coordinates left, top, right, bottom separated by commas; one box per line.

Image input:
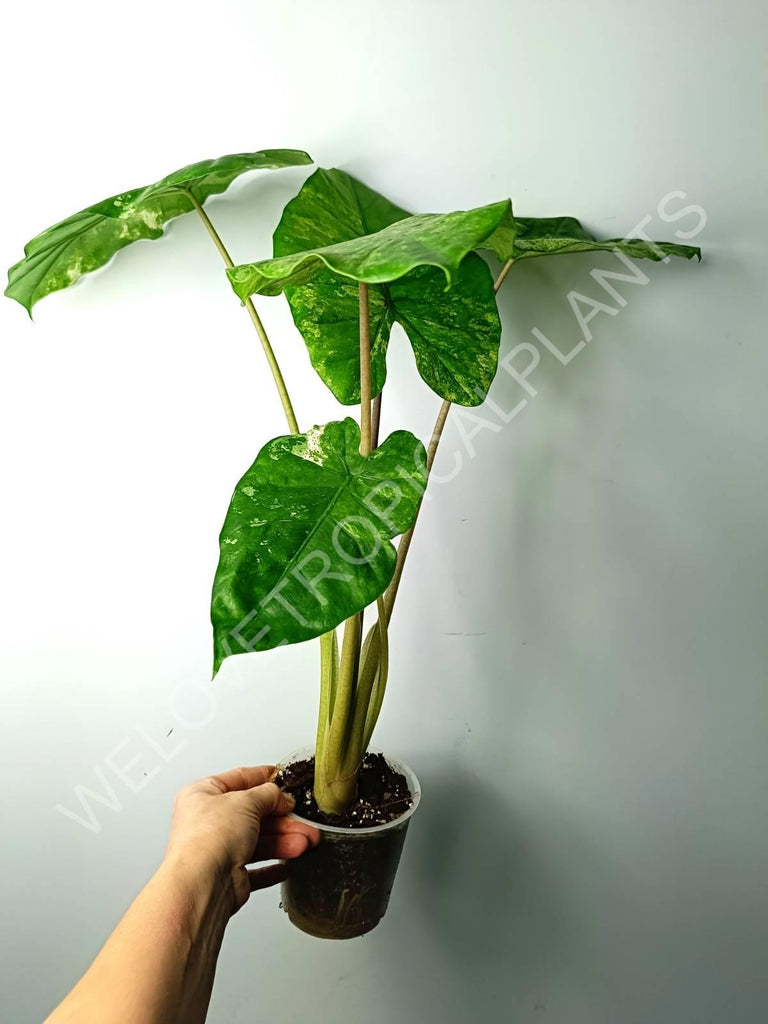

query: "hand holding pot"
left=44, top=765, right=320, bottom=1024
left=166, top=764, right=322, bottom=913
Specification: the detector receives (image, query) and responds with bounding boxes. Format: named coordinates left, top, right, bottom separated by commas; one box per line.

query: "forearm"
left=45, top=853, right=232, bottom=1024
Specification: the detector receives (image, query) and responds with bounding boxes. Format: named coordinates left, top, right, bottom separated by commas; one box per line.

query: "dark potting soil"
left=274, top=752, right=413, bottom=829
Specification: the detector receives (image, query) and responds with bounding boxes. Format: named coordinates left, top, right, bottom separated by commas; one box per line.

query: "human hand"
left=165, top=765, right=320, bottom=913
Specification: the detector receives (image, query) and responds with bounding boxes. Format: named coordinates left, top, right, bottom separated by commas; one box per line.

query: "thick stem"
left=371, top=392, right=382, bottom=449
left=358, top=282, right=372, bottom=456
left=361, top=596, right=390, bottom=751
left=314, top=282, right=375, bottom=813
left=183, top=190, right=300, bottom=435
left=314, top=629, right=339, bottom=800
left=344, top=596, right=389, bottom=769
left=383, top=257, right=517, bottom=621
left=320, top=612, right=363, bottom=812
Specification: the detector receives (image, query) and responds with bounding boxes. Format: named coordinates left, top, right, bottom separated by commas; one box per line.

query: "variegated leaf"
left=6, top=149, right=313, bottom=313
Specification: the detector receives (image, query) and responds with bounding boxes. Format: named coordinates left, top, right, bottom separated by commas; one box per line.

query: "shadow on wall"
left=383, top=761, right=594, bottom=1019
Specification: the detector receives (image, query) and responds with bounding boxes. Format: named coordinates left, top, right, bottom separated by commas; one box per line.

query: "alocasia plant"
left=5, top=151, right=701, bottom=815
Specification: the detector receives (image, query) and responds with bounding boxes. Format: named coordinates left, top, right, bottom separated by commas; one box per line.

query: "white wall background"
left=1, top=1, right=766, bottom=1021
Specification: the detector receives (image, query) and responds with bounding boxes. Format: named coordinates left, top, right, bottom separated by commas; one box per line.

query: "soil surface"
left=274, top=752, right=413, bottom=829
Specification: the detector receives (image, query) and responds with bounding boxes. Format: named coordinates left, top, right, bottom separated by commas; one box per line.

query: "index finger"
left=210, top=765, right=276, bottom=793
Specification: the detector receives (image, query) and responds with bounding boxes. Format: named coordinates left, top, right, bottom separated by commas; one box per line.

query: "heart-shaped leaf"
left=234, top=168, right=503, bottom=406
left=211, top=418, right=427, bottom=673
left=485, top=214, right=701, bottom=263
left=5, top=149, right=313, bottom=314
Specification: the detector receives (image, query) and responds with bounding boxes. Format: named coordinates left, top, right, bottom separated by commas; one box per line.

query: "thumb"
left=249, top=781, right=296, bottom=819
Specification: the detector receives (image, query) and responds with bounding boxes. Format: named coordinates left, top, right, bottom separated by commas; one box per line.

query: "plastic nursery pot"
left=276, top=746, right=421, bottom=940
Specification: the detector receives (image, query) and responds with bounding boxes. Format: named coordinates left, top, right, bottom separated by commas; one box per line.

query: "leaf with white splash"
left=5, top=149, right=313, bottom=313
left=484, top=214, right=701, bottom=263
left=238, top=168, right=504, bottom=406
left=210, top=418, right=427, bottom=672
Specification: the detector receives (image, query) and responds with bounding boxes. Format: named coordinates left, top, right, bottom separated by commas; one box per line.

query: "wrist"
left=163, top=834, right=233, bottom=884
left=159, top=848, right=235, bottom=927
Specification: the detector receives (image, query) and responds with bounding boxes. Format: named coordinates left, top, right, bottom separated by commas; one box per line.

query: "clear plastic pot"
left=277, top=746, right=421, bottom=939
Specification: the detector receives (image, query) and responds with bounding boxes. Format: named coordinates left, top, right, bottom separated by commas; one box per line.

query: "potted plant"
left=6, top=149, right=701, bottom=940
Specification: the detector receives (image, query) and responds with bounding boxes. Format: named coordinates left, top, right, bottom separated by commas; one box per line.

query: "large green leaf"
left=236, top=168, right=503, bottom=406
left=227, top=187, right=512, bottom=296
left=211, top=418, right=427, bottom=672
left=485, top=214, right=701, bottom=263
left=5, top=149, right=313, bottom=314
left=386, top=260, right=500, bottom=406
left=271, top=169, right=406, bottom=403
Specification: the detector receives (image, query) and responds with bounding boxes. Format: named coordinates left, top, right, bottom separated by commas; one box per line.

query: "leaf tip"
left=4, top=283, right=35, bottom=319
left=211, top=649, right=226, bottom=679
